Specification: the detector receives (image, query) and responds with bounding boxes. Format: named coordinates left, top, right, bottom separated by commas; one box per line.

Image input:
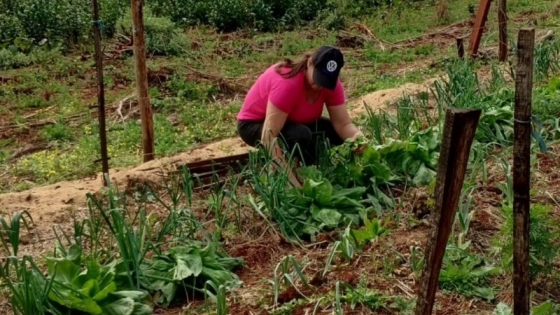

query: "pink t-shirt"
left=237, top=64, right=346, bottom=125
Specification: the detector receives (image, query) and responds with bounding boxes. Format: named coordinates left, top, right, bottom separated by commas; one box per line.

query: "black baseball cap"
left=311, top=46, right=344, bottom=91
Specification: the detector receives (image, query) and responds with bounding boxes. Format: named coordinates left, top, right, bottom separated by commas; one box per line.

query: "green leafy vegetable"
left=272, top=167, right=370, bottom=241
left=45, top=245, right=153, bottom=315
left=140, top=242, right=243, bottom=306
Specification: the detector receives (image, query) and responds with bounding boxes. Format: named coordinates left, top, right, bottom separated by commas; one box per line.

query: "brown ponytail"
left=275, top=52, right=313, bottom=78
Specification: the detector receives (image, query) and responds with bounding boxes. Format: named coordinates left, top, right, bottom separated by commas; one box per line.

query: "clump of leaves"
left=350, top=216, right=392, bottom=250
left=493, top=300, right=560, bottom=315
left=277, top=166, right=370, bottom=241
left=140, top=241, right=243, bottom=306
left=46, top=245, right=153, bottom=315
left=439, top=242, right=501, bottom=302
left=498, top=203, right=560, bottom=279
left=374, top=126, right=439, bottom=186
left=327, top=129, right=439, bottom=190
left=336, top=281, right=391, bottom=311
left=328, top=136, right=392, bottom=188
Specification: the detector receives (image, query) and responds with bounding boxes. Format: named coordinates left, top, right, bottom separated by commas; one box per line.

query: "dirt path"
left=0, top=79, right=436, bottom=225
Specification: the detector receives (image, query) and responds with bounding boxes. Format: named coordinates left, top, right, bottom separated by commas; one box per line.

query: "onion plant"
left=0, top=256, right=58, bottom=315
left=206, top=167, right=243, bottom=240
left=0, top=210, right=33, bottom=257
left=270, top=255, right=310, bottom=306
left=534, top=38, right=560, bottom=82
left=244, top=139, right=306, bottom=242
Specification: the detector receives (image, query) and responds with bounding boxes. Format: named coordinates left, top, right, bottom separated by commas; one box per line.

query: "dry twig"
left=354, top=22, right=389, bottom=51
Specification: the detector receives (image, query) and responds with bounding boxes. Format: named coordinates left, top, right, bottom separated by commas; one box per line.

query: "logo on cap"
left=326, top=60, right=338, bottom=72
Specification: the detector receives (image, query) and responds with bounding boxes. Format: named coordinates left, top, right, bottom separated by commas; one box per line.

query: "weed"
left=439, top=242, right=500, bottom=302
left=41, top=122, right=73, bottom=142
left=498, top=203, right=560, bottom=279
left=0, top=49, right=33, bottom=70
left=337, top=281, right=390, bottom=311
left=533, top=76, right=560, bottom=121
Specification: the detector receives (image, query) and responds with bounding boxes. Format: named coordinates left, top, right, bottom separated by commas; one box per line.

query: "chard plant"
left=46, top=244, right=153, bottom=315
left=140, top=241, right=243, bottom=307
left=279, top=166, right=370, bottom=240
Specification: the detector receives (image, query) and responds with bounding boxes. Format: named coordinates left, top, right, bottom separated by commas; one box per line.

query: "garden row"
left=1, top=42, right=560, bottom=314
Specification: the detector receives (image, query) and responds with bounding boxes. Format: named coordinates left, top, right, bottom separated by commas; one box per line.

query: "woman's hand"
left=351, top=131, right=368, bottom=155
left=326, top=104, right=368, bottom=155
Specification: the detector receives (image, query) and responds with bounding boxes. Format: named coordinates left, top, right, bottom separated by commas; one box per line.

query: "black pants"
left=237, top=117, right=344, bottom=166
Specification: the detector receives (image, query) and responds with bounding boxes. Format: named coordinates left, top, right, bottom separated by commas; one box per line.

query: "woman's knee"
left=314, top=117, right=344, bottom=146
left=237, top=120, right=263, bottom=147
left=275, top=124, right=312, bottom=162
left=280, top=124, right=312, bottom=147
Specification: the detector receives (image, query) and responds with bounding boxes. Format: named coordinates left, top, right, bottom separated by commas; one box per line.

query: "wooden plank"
left=498, top=0, right=508, bottom=61
left=414, top=108, right=481, bottom=315
left=184, top=153, right=250, bottom=170
left=468, top=0, right=493, bottom=56
left=457, top=37, right=465, bottom=59
left=91, top=0, right=110, bottom=185
left=165, top=153, right=252, bottom=189
left=513, top=27, right=535, bottom=315
left=131, top=0, right=155, bottom=162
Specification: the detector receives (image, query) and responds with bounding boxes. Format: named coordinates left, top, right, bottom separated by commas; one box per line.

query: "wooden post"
left=91, top=0, right=110, bottom=185
left=468, top=0, right=493, bottom=57
left=131, top=0, right=155, bottom=162
left=513, top=27, right=535, bottom=315
left=498, top=0, right=508, bottom=61
left=414, top=108, right=482, bottom=315
left=456, top=37, right=465, bottom=59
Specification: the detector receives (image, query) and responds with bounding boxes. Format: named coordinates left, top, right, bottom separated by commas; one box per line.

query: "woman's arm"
left=324, top=81, right=364, bottom=141
left=262, top=101, right=302, bottom=188
left=327, top=104, right=366, bottom=154
left=326, top=104, right=363, bottom=140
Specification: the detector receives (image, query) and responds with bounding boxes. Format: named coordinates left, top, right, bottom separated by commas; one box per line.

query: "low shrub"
left=116, top=7, right=189, bottom=56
